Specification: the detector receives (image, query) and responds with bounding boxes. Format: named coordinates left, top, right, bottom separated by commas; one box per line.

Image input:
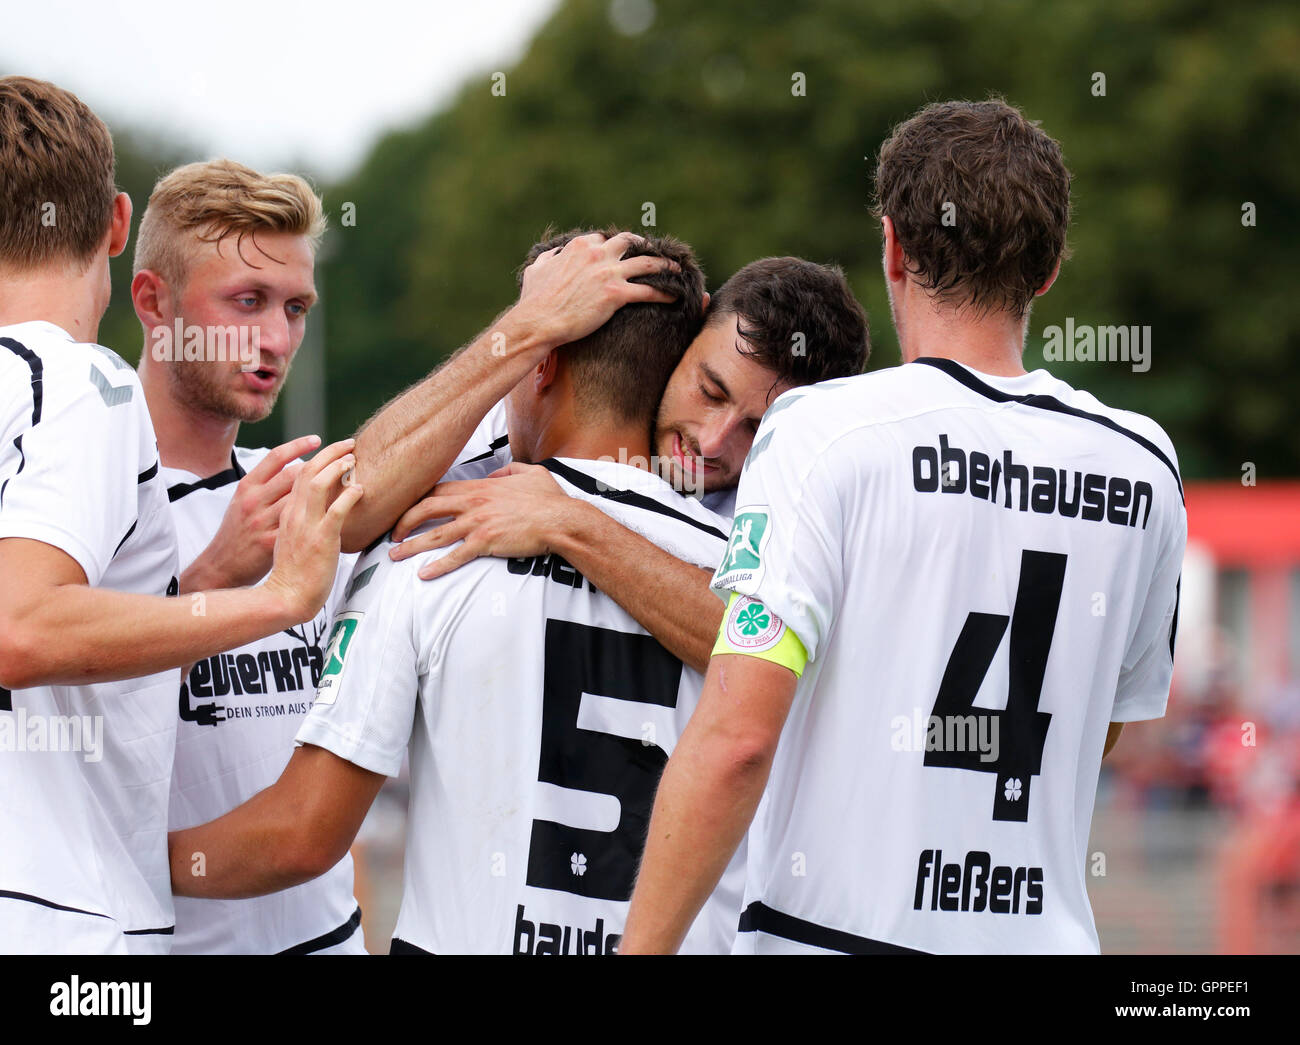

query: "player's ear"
left=881, top=216, right=907, bottom=284
left=1034, top=258, right=1062, bottom=298
left=107, top=192, right=132, bottom=259
left=701, top=290, right=711, bottom=311
left=130, top=269, right=170, bottom=333
left=534, top=349, right=559, bottom=392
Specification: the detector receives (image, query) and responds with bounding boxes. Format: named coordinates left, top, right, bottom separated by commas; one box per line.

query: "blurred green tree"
left=95, top=0, right=1300, bottom=478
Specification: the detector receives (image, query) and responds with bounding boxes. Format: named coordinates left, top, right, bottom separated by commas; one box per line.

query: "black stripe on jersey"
left=114, top=520, right=137, bottom=556
left=912, top=356, right=1184, bottom=503
left=167, top=450, right=244, bottom=502
left=459, top=433, right=510, bottom=466
left=539, top=458, right=729, bottom=541
left=277, top=905, right=362, bottom=955
left=137, top=460, right=159, bottom=484
left=122, top=924, right=175, bottom=936
left=737, top=901, right=928, bottom=955
left=0, top=337, right=43, bottom=505
left=0, top=889, right=109, bottom=921
left=1170, top=574, right=1181, bottom=661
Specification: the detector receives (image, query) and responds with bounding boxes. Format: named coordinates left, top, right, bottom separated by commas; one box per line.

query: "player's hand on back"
left=261, top=438, right=364, bottom=622
left=513, top=231, right=679, bottom=348
left=389, top=462, right=570, bottom=581
left=183, top=434, right=322, bottom=591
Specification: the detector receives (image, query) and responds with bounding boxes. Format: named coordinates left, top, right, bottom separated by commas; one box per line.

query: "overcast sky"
left=1, top=0, right=563, bottom=179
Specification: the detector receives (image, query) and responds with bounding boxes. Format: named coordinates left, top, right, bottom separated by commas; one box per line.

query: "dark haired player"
left=381, top=250, right=871, bottom=675
left=623, top=99, right=1187, bottom=954
left=168, top=230, right=743, bottom=952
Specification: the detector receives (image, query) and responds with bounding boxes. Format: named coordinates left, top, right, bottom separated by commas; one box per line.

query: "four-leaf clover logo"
left=736, top=602, right=771, bottom=636
left=570, top=852, right=587, bottom=876
left=1003, top=777, right=1023, bottom=802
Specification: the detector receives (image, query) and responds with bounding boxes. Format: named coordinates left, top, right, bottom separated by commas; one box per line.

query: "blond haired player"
left=130, top=159, right=368, bottom=953
left=0, top=77, right=358, bottom=955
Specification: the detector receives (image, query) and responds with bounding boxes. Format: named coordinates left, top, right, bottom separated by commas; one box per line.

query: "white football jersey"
left=164, top=447, right=363, bottom=954
left=452, top=400, right=737, bottom=522
left=712, top=358, right=1187, bottom=955
left=296, top=458, right=740, bottom=953
left=0, top=321, right=180, bottom=954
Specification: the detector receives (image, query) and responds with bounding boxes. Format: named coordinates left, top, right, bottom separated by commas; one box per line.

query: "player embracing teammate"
left=624, top=99, right=1187, bottom=955
left=1, top=74, right=1182, bottom=958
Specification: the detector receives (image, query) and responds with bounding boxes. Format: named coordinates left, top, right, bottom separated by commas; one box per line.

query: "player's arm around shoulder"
left=0, top=438, right=361, bottom=688
left=340, top=232, right=680, bottom=552
left=387, top=462, right=727, bottom=673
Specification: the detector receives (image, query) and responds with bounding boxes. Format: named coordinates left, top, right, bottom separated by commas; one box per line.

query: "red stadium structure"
left=1180, top=481, right=1300, bottom=953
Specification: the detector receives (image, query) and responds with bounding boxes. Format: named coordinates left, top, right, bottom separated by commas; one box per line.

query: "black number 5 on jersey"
left=527, top=619, right=682, bottom=901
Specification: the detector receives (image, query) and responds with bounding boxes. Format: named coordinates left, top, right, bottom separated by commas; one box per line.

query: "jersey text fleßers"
left=913, top=848, right=1044, bottom=915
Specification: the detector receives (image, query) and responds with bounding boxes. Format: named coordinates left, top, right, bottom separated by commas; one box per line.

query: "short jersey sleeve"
left=709, top=394, right=846, bottom=662
left=443, top=399, right=512, bottom=482
left=1112, top=493, right=1188, bottom=722
left=294, top=544, right=423, bottom=777
left=0, top=345, right=153, bottom=587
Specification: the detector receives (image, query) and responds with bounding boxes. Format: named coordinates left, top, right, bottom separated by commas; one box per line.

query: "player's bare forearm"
left=0, top=440, right=361, bottom=688
left=621, top=655, right=797, bottom=954
left=177, top=555, right=225, bottom=595
left=341, top=309, right=555, bottom=551
left=342, top=231, right=681, bottom=552
left=553, top=501, right=722, bottom=673
left=170, top=745, right=385, bottom=899
left=0, top=576, right=296, bottom=688
left=170, top=775, right=322, bottom=898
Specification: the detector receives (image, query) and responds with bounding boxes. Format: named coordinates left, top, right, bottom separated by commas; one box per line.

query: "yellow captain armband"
left=711, top=592, right=809, bottom=678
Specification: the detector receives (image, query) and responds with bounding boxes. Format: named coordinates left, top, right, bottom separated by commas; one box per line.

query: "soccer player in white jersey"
left=0, top=77, right=361, bottom=955
left=622, top=99, right=1188, bottom=955
left=168, top=231, right=742, bottom=952
left=127, top=159, right=372, bottom=953
left=359, top=249, right=871, bottom=676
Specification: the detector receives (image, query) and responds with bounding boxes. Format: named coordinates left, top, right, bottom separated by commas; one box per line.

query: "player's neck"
left=900, top=297, right=1030, bottom=378
left=139, top=358, right=241, bottom=477
left=531, top=409, right=651, bottom=469
left=0, top=267, right=106, bottom=344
